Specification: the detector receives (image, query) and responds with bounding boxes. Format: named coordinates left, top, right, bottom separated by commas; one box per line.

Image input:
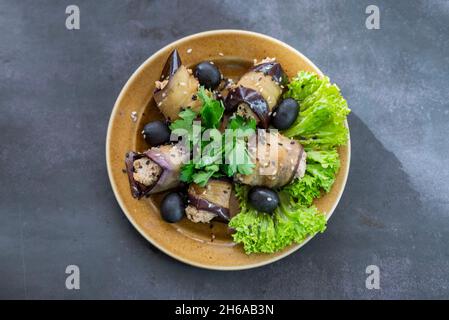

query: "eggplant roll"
left=153, top=49, right=202, bottom=121
left=186, top=180, right=233, bottom=223
left=224, top=59, right=287, bottom=128
left=235, top=131, right=306, bottom=188
left=125, top=144, right=189, bottom=199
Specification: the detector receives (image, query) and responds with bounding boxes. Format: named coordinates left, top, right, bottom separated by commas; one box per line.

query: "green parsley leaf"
left=198, top=86, right=224, bottom=129
left=179, top=162, right=195, bottom=183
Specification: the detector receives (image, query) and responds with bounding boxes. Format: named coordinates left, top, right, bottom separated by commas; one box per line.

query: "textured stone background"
left=1, top=0, right=448, bottom=299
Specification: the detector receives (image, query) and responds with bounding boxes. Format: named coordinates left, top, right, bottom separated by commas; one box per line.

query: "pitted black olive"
left=142, top=121, right=171, bottom=146
left=160, top=192, right=186, bottom=223
left=194, top=61, right=221, bottom=90
left=248, top=187, right=280, bottom=214
left=271, top=98, right=299, bottom=130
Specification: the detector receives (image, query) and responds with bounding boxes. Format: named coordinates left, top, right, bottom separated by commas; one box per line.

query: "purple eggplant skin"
left=159, top=49, right=182, bottom=82
left=187, top=195, right=231, bottom=222
left=124, top=152, right=160, bottom=199
left=224, top=86, right=270, bottom=128
left=250, top=62, right=288, bottom=86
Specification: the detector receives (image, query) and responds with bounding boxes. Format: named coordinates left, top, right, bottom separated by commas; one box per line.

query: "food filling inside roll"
left=132, top=157, right=162, bottom=187
left=236, top=103, right=258, bottom=120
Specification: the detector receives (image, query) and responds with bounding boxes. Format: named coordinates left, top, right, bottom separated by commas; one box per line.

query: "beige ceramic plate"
left=106, top=30, right=350, bottom=270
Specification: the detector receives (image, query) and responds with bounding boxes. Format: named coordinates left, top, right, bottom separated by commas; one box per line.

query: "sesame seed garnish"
left=209, top=61, right=214, bottom=65
left=187, top=48, right=192, bottom=54
left=218, top=52, right=224, bottom=56
left=130, top=111, right=138, bottom=122
left=267, top=197, right=272, bottom=201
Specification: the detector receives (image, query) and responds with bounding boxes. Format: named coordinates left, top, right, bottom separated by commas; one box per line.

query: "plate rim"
left=106, top=29, right=351, bottom=270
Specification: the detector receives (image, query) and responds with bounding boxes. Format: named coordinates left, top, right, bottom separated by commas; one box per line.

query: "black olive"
left=142, top=120, right=171, bottom=146
left=248, top=187, right=280, bottom=214
left=271, top=98, right=299, bottom=130
left=160, top=192, right=185, bottom=223
left=194, top=61, right=221, bottom=90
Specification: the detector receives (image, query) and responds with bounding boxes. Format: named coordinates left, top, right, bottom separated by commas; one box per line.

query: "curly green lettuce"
left=229, top=185, right=327, bottom=254
left=283, top=71, right=350, bottom=149
left=282, top=148, right=341, bottom=206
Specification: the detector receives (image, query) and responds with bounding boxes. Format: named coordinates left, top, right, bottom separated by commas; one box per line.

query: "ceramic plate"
left=106, top=30, right=350, bottom=270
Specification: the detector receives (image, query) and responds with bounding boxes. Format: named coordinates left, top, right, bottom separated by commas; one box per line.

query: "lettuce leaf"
left=229, top=185, right=327, bottom=254
left=282, top=148, right=341, bottom=206
left=283, top=71, right=350, bottom=149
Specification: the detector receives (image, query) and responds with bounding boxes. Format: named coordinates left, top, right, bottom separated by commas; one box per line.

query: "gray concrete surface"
left=1, top=0, right=448, bottom=299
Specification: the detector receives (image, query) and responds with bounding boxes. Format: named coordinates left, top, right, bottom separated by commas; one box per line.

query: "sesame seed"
left=209, top=61, right=214, bottom=65
left=187, top=48, right=192, bottom=54
left=267, top=197, right=272, bottom=201
left=179, top=82, right=186, bottom=86
left=218, top=52, right=224, bottom=56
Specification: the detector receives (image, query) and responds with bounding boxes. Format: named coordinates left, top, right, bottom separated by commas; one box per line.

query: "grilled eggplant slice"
left=153, top=49, right=202, bottom=121
left=225, top=86, right=270, bottom=128
left=186, top=179, right=233, bottom=223
left=235, top=131, right=306, bottom=188
left=125, top=144, right=189, bottom=199
left=224, top=60, right=287, bottom=128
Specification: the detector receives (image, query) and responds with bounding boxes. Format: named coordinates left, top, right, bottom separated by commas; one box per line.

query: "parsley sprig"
left=170, top=87, right=255, bottom=186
